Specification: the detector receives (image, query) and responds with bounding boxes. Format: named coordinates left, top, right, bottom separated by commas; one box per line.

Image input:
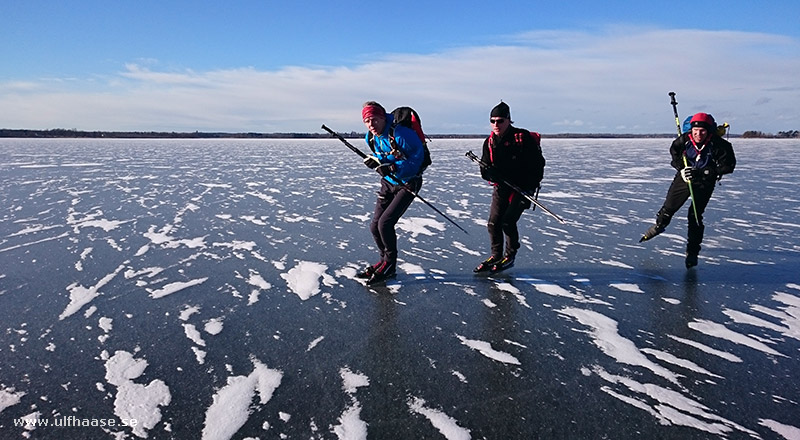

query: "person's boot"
left=367, top=260, right=396, bottom=285
left=686, top=226, right=703, bottom=269
left=639, top=225, right=665, bottom=242
left=490, top=253, right=516, bottom=273
left=474, top=255, right=501, bottom=273
left=356, top=261, right=382, bottom=279
left=685, top=252, right=699, bottom=269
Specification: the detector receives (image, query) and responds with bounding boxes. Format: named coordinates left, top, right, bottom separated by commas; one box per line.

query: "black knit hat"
left=490, top=101, right=510, bottom=119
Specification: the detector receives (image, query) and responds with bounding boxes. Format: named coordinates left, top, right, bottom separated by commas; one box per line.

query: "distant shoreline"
left=4, top=128, right=798, bottom=139
left=0, top=128, right=759, bottom=139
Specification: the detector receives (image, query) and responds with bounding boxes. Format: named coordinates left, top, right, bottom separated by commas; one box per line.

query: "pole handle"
left=669, top=92, right=682, bottom=136
left=669, top=91, right=677, bottom=107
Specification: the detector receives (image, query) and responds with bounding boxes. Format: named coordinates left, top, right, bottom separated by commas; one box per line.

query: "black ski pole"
left=669, top=92, right=682, bottom=137
left=322, top=124, right=469, bottom=235
left=668, top=92, right=700, bottom=225
left=465, top=151, right=566, bottom=224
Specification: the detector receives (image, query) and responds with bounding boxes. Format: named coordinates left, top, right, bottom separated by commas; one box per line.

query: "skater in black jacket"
left=639, top=112, right=736, bottom=268
left=474, top=102, right=546, bottom=273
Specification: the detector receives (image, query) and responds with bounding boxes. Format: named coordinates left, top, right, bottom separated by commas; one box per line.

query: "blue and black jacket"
left=365, top=114, right=425, bottom=185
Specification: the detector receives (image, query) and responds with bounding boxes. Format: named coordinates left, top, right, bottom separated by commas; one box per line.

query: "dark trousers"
left=487, top=185, right=530, bottom=258
left=370, top=178, right=421, bottom=263
left=655, top=173, right=716, bottom=255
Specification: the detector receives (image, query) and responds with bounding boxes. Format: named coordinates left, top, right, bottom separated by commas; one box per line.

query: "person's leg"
left=685, top=184, right=715, bottom=266
left=375, top=180, right=418, bottom=263
left=641, top=174, right=689, bottom=241
left=368, top=179, right=394, bottom=260
left=487, top=186, right=510, bottom=258
left=500, top=191, right=530, bottom=259
left=367, top=179, right=421, bottom=284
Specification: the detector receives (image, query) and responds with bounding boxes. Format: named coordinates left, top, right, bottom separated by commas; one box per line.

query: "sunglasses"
left=490, top=118, right=506, bottom=124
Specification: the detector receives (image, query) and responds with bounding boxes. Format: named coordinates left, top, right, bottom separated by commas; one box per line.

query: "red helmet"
left=690, top=112, right=716, bottom=130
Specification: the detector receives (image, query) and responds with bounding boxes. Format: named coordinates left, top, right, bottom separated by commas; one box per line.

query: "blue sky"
left=2, top=0, right=799, bottom=134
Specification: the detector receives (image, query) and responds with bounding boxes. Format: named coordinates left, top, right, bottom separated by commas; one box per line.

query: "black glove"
left=376, top=163, right=396, bottom=177
left=482, top=166, right=501, bottom=182
left=363, top=156, right=381, bottom=169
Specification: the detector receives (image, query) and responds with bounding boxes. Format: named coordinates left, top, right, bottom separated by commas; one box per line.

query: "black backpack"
left=369, top=106, right=431, bottom=174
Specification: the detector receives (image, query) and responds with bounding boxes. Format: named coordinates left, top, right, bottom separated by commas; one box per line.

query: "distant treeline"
left=3, top=128, right=797, bottom=139
left=741, top=130, right=799, bottom=138
left=0, top=128, right=329, bottom=139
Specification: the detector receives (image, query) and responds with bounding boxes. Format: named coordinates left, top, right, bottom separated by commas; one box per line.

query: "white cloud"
left=1, top=27, right=798, bottom=134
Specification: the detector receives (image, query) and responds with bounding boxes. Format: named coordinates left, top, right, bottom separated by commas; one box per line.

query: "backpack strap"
left=387, top=125, right=406, bottom=160
left=487, top=134, right=495, bottom=164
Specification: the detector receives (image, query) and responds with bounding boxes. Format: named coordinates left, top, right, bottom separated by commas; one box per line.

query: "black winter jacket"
left=669, top=133, right=736, bottom=183
left=480, top=126, right=546, bottom=191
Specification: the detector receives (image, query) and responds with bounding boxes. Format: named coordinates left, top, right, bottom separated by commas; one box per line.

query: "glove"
left=482, top=166, right=501, bottom=182
left=363, top=156, right=381, bottom=169
left=680, top=167, right=694, bottom=183
left=376, top=163, right=396, bottom=177
left=682, top=167, right=710, bottom=182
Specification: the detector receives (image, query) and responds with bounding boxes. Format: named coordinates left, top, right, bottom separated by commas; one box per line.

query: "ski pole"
left=668, top=92, right=682, bottom=137
left=465, top=151, right=566, bottom=224
left=668, top=92, right=700, bottom=225
left=321, top=124, right=469, bottom=235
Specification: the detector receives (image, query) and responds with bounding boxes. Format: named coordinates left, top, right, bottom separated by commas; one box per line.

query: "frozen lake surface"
left=1, top=137, right=799, bottom=439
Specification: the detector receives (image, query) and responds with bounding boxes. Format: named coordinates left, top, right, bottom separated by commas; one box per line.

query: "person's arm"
left=669, top=135, right=687, bottom=171
left=713, top=136, right=736, bottom=176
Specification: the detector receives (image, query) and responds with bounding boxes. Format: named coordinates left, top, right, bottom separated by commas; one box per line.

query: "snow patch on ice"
left=668, top=335, right=743, bottom=363
left=408, top=396, right=471, bottom=440
left=0, top=386, right=25, bottom=414
left=451, top=241, right=481, bottom=256
left=147, top=277, right=209, bottom=299
left=340, top=367, right=369, bottom=394
left=456, top=334, right=520, bottom=365
left=558, top=307, right=680, bottom=384
left=599, top=259, right=634, bottom=269
left=104, top=350, right=171, bottom=438
left=592, top=365, right=758, bottom=437
left=518, top=276, right=611, bottom=305
left=281, top=261, right=337, bottom=301
left=331, top=367, right=369, bottom=440
left=396, top=216, right=446, bottom=238
left=307, top=336, right=324, bottom=352
left=610, top=283, right=644, bottom=294
left=759, top=419, right=800, bottom=440
left=60, top=263, right=127, bottom=320
left=688, top=319, right=785, bottom=357
left=494, top=282, right=531, bottom=308
left=201, top=357, right=282, bottom=440
left=204, top=318, right=223, bottom=335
